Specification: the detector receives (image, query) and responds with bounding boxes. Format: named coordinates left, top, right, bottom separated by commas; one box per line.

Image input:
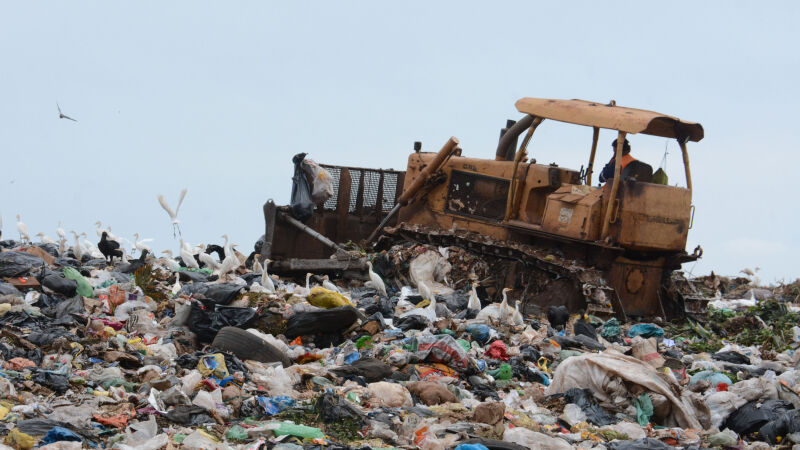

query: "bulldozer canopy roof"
left=515, top=98, right=704, bottom=142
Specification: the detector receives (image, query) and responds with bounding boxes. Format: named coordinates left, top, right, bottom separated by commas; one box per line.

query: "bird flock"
left=2, top=188, right=529, bottom=329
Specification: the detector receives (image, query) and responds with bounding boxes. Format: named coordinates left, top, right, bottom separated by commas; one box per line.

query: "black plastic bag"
left=758, top=409, right=800, bottom=444
left=713, top=350, right=751, bottom=365
left=0, top=251, right=45, bottom=277
left=317, top=391, right=365, bottom=425
left=573, top=319, right=597, bottom=340
left=27, top=328, right=77, bottom=346
left=395, top=314, right=428, bottom=331
left=290, top=152, right=314, bottom=222
left=202, top=284, right=245, bottom=305
left=164, top=405, right=214, bottom=426
left=187, top=301, right=257, bottom=343
left=724, top=399, right=794, bottom=435
left=32, top=371, right=70, bottom=394
left=284, top=306, right=360, bottom=339
left=0, top=281, right=20, bottom=296
left=563, top=388, right=618, bottom=426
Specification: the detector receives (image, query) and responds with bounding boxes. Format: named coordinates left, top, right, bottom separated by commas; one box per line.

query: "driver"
left=599, top=138, right=636, bottom=184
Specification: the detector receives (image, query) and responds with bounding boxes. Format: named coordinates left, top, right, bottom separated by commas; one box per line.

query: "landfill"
left=0, top=229, right=799, bottom=450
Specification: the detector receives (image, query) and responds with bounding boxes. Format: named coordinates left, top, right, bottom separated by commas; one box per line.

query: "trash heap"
left=0, top=238, right=799, bottom=450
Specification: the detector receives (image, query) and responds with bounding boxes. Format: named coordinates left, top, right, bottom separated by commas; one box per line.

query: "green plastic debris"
left=63, top=267, right=93, bottom=297
left=488, top=363, right=513, bottom=380
left=651, top=168, right=668, bottom=185
left=456, top=339, right=471, bottom=352
left=355, top=335, right=373, bottom=349
left=634, top=393, right=653, bottom=426
left=172, top=433, right=186, bottom=443
left=440, top=329, right=457, bottom=336
left=601, top=318, right=621, bottom=338
left=226, top=425, right=248, bottom=441
left=271, top=422, right=325, bottom=439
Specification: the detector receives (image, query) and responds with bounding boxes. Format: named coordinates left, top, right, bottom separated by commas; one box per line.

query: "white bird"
left=261, top=259, right=276, bottom=293
left=400, top=294, right=438, bottom=323
left=34, top=232, right=55, bottom=245
left=418, top=280, right=435, bottom=302
left=57, top=238, right=68, bottom=256
left=94, top=221, right=119, bottom=241
left=171, top=273, right=182, bottom=296
left=70, top=231, right=84, bottom=261
left=476, top=288, right=513, bottom=325
left=56, top=221, right=66, bottom=241
left=158, top=188, right=188, bottom=238
left=179, top=239, right=199, bottom=269
left=82, top=238, right=104, bottom=259
left=468, top=282, right=482, bottom=311
left=367, top=261, right=387, bottom=297
left=160, top=250, right=182, bottom=272
left=198, top=245, right=220, bottom=271
left=511, top=300, right=524, bottom=326
left=16, top=214, right=29, bottom=243
left=252, top=259, right=263, bottom=275
left=322, top=275, right=340, bottom=293
left=218, top=244, right=240, bottom=280
left=133, top=233, right=154, bottom=255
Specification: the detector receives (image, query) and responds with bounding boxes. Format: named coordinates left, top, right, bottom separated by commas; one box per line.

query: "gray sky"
left=1, top=2, right=798, bottom=283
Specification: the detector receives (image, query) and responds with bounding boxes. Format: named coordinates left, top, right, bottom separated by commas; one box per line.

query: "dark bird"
left=98, top=231, right=123, bottom=264
left=120, top=249, right=150, bottom=274
left=205, top=244, right=225, bottom=261
left=57, top=103, right=77, bottom=122
left=547, top=305, right=569, bottom=330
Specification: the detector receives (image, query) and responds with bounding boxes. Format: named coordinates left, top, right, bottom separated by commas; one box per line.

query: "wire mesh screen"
left=321, top=165, right=403, bottom=214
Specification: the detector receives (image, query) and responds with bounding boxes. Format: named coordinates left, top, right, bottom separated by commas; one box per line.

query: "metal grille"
left=321, top=165, right=403, bottom=214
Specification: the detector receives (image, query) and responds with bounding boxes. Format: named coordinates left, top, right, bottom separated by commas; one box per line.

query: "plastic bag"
left=0, top=251, right=45, bottom=277
left=563, top=387, right=618, bottom=426
left=317, top=391, right=365, bottom=424
left=62, top=267, right=93, bottom=298
left=187, top=301, right=257, bottom=343
left=409, top=334, right=469, bottom=371
left=723, top=399, right=793, bottom=435
left=627, top=323, right=664, bottom=338
left=306, top=286, right=353, bottom=308
left=367, top=381, right=413, bottom=407
left=290, top=152, right=314, bottom=222
left=301, top=157, right=334, bottom=205
left=284, top=305, right=359, bottom=339
left=502, top=426, right=571, bottom=450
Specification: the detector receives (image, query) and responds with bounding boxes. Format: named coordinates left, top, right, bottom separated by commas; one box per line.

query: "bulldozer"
left=263, top=98, right=707, bottom=320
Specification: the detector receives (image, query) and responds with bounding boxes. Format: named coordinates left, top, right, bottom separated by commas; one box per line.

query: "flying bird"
left=57, top=103, right=77, bottom=122
left=158, top=188, right=188, bottom=237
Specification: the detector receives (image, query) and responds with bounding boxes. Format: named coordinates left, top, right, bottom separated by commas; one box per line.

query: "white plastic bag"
left=302, top=157, right=334, bottom=205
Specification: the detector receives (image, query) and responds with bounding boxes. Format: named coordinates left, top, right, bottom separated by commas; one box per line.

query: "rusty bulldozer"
left=262, top=98, right=708, bottom=320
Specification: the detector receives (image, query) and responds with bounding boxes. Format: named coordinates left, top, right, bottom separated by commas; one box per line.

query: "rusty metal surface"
left=515, top=98, right=704, bottom=142
left=611, top=180, right=692, bottom=251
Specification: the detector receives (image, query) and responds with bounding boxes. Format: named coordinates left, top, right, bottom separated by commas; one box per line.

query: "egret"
left=511, top=300, right=524, bottom=326
left=34, top=232, right=56, bottom=245
left=158, top=188, right=188, bottom=237
left=322, top=275, right=340, bottom=293
left=218, top=244, right=240, bottom=280
left=476, top=288, right=513, bottom=325
left=198, top=245, right=220, bottom=271
left=179, top=239, right=199, bottom=269
left=418, top=280, right=435, bottom=302
left=366, top=261, right=387, bottom=297
left=160, top=250, right=182, bottom=272
left=252, top=259, right=263, bottom=275
left=467, top=281, right=482, bottom=311
left=171, top=273, right=182, bottom=296
left=56, top=221, right=66, bottom=241
left=70, top=231, right=84, bottom=262
left=399, top=292, right=437, bottom=323
left=261, top=259, right=276, bottom=293
left=16, top=215, right=29, bottom=243
left=132, top=233, right=154, bottom=255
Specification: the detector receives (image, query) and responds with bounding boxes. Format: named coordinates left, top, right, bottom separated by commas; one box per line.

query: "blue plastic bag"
left=40, top=426, right=82, bottom=445
left=258, top=396, right=296, bottom=415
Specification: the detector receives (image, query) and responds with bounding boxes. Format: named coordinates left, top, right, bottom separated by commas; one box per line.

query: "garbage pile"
left=0, top=237, right=799, bottom=450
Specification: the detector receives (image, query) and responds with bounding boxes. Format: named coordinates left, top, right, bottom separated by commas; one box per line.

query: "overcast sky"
left=1, top=2, right=797, bottom=283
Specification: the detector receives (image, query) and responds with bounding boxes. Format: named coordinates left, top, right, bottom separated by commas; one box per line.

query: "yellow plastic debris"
left=306, top=287, right=353, bottom=308
left=0, top=405, right=8, bottom=420
left=0, top=303, right=11, bottom=316
left=4, top=428, right=35, bottom=450
left=197, top=353, right=230, bottom=379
